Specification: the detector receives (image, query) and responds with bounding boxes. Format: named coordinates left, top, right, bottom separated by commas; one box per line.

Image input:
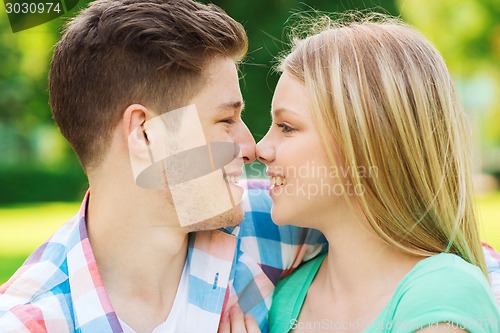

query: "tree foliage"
left=399, top=0, right=500, bottom=146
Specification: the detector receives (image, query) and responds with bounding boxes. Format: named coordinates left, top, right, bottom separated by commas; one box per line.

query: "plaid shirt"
left=1, top=179, right=499, bottom=332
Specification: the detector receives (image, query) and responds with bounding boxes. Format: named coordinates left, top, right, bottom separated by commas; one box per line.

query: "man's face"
left=129, top=57, right=255, bottom=231
left=194, top=56, right=255, bottom=164
left=185, top=57, right=256, bottom=231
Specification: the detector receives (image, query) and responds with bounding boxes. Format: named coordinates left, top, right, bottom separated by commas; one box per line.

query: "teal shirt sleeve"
left=383, top=254, right=500, bottom=333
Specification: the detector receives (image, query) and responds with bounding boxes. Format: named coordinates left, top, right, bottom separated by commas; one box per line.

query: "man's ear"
left=123, top=104, right=154, bottom=178
left=122, top=104, right=150, bottom=140
left=124, top=105, right=171, bottom=189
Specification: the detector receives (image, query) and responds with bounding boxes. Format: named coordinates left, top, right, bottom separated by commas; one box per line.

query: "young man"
left=0, top=1, right=326, bottom=332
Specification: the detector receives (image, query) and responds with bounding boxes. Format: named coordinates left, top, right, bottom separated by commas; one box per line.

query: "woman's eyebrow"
left=272, top=107, right=300, bottom=118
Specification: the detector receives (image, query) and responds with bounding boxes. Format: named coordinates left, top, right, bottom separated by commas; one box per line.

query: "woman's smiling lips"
left=267, top=171, right=287, bottom=196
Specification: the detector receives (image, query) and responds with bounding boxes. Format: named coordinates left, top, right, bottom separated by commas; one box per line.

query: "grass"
left=0, top=202, right=79, bottom=255
left=0, top=194, right=499, bottom=285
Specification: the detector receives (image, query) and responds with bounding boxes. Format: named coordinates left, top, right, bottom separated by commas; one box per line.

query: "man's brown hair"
left=49, top=0, right=248, bottom=170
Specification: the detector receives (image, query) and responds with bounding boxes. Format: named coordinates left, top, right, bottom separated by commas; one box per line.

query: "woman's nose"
left=256, top=133, right=275, bottom=165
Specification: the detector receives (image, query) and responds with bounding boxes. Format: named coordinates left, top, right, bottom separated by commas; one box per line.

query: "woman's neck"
left=297, top=208, right=425, bottom=331
left=314, top=205, right=425, bottom=306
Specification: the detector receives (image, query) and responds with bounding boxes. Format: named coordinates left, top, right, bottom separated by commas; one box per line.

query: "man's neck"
left=86, top=185, right=189, bottom=333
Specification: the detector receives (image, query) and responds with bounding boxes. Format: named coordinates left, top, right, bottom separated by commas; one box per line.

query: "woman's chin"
left=270, top=209, right=293, bottom=227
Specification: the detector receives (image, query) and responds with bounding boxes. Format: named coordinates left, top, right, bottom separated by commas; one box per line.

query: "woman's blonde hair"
left=280, top=13, right=487, bottom=276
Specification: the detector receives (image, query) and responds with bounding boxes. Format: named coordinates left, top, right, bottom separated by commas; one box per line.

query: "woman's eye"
left=276, top=123, right=295, bottom=133
left=221, top=118, right=236, bottom=124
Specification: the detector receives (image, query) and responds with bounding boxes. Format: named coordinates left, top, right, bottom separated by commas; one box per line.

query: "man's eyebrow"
left=217, top=101, right=245, bottom=114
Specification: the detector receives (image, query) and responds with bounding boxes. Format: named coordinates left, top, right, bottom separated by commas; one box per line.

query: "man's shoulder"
left=20, top=212, right=80, bottom=267
left=0, top=257, right=73, bottom=333
left=0, top=290, right=74, bottom=333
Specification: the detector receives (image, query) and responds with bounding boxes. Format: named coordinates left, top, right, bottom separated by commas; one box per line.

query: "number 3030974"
left=5, top=2, right=62, bottom=14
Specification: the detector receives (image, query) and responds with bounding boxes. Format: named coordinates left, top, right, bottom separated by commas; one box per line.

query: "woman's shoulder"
left=397, top=253, right=494, bottom=304
left=387, top=253, right=500, bottom=333
left=400, top=253, right=491, bottom=295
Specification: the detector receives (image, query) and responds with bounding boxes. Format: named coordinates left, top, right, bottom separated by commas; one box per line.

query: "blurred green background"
left=1, top=0, right=499, bottom=284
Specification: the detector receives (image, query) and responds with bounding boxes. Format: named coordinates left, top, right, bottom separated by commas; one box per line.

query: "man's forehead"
left=204, top=55, right=237, bottom=73
left=189, top=57, right=243, bottom=116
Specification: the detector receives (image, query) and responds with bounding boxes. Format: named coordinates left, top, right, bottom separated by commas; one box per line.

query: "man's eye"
left=221, top=118, right=236, bottom=124
left=276, top=123, right=295, bottom=133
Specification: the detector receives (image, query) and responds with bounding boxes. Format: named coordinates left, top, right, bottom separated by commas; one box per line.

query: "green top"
left=269, top=253, right=500, bottom=333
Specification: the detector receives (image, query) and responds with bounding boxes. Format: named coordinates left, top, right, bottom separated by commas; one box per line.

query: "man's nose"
left=235, top=122, right=256, bottom=164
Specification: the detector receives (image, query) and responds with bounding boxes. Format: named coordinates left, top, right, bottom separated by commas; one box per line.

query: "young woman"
left=256, top=16, right=500, bottom=333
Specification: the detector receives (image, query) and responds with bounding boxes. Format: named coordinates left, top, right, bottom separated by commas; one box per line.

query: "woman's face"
left=256, top=72, right=341, bottom=227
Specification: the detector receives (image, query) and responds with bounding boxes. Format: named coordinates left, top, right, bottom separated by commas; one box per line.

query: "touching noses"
left=256, top=132, right=275, bottom=165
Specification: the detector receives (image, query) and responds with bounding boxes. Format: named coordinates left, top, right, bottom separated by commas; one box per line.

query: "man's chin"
left=183, top=204, right=244, bottom=232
